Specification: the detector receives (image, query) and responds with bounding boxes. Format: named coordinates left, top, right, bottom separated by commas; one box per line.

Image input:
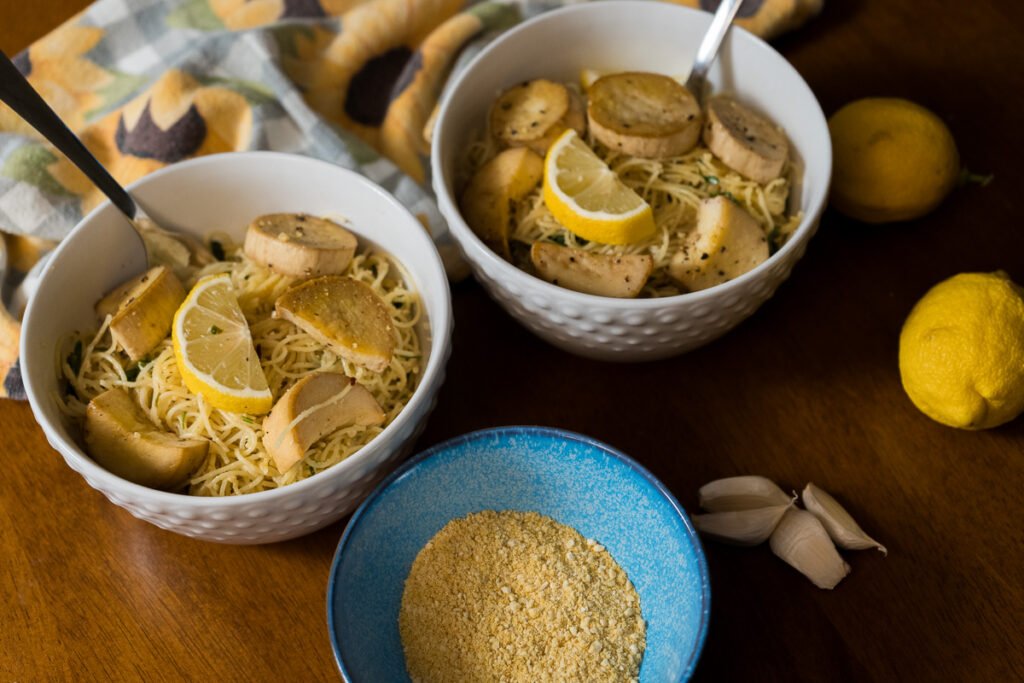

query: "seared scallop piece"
left=85, top=387, right=208, bottom=490
left=530, top=242, right=653, bottom=298
left=669, top=196, right=769, bottom=292
left=587, top=72, right=702, bottom=158
left=95, top=265, right=185, bottom=361
left=244, top=213, right=357, bottom=278
left=262, top=372, right=385, bottom=473
left=702, top=96, right=789, bottom=184
left=274, top=275, right=395, bottom=372
left=460, top=147, right=544, bottom=258
left=490, top=79, right=586, bottom=156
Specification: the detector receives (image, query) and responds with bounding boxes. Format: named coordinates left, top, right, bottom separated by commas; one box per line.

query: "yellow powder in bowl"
left=399, top=510, right=646, bottom=682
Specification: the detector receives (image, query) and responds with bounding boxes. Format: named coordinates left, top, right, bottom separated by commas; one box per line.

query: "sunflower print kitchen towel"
left=0, top=0, right=822, bottom=398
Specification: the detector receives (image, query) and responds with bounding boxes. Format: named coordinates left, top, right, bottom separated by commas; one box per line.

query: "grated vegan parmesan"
left=399, top=510, right=646, bottom=682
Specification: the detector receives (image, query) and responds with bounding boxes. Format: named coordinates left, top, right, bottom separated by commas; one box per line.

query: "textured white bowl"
left=21, top=152, right=452, bottom=544
left=432, top=1, right=831, bottom=361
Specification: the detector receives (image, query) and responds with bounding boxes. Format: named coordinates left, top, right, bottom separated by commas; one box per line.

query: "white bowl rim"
left=22, top=150, right=453, bottom=507
left=431, top=0, right=832, bottom=309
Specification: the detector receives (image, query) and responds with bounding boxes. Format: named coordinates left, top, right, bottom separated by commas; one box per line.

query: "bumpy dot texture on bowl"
left=49, top=390, right=440, bottom=544
left=432, top=2, right=831, bottom=362
left=465, top=235, right=814, bottom=361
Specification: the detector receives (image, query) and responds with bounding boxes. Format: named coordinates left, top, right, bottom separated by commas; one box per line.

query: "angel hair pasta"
left=460, top=75, right=802, bottom=298
left=57, top=238, right=421, bottom=497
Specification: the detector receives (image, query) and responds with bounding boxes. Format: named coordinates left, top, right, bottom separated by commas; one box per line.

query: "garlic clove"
left=693, top=503, right=792, bottom=546
left=698, top=475, right=792, bottom=512
left=802, top=483, right=887, bottom=555
left=769, top=508, right=850, bottom=589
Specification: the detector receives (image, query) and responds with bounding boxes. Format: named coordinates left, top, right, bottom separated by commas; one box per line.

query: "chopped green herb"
left=210, top=240, right=226, bottom=260
left=124, top=358, right=150, bottom=382
left=209, top=325, right=222, bottom=335
left=241, top=415, right=255, bottom=425
left=68, top=340, right=83, bottom=375
left=548, top=233, right=567, bottom=246
left=703, top=174, right=720, bottom=186
left=712, top=190, right=740, bottom=205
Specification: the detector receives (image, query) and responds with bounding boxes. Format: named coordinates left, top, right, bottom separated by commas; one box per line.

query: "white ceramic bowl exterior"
left=432, top=1, right=831, bottom=361
left=22, top=152, right=452, bottom=544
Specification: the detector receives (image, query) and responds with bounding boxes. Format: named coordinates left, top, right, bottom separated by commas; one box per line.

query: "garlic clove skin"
left=698, top=475, right=792, bottom=512
left=693, top=503, right=792, bottom=546
left=769, top=508, right=851, bottom=589
left=802, top=483, right=887, bottom=555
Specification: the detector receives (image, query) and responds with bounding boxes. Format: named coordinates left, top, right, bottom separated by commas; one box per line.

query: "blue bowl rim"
left=326, top=425, right=711, bottom=682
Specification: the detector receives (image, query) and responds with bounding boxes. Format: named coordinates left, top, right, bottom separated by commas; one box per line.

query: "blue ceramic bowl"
left=327, top=427, right=710, bottom=681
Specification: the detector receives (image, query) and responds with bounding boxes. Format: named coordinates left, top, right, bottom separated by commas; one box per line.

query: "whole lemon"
left=899, top=272, right=1024, bottom=429
left=829, top=98, right=959, bottom=223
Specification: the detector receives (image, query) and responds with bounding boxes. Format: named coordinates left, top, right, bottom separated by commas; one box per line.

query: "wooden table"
left=2, top=1, right=1022, bottom=681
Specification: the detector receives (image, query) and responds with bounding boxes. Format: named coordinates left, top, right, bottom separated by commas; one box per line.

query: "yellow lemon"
left=172, top=274, right=273, bottom=415
left=542, top=129, right=656, bottom=245
left=829, top=97, right=959, bottom=223
left=899, top=272, right=1024, bottom=429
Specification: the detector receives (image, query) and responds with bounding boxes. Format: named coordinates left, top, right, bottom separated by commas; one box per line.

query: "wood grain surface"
left=1, top=1, right=1022, bottom=681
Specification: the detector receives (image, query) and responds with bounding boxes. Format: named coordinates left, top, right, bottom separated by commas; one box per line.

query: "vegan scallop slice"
left=489, top=79, right=585, bottom=156
left=95, top=265, right=186, bottom=361
left=460, top=147, right=544, bottom=257
left=703, top=96, right=789, bottom=183
left=85, top=387, right=208, bottom=490
left=669, top=196, right=769, bottom=292
left=530, top=242, right=653, bottom=298
left=274, top=275, right=396, bottom=372
left=244, top=213, right=357, bottom=278
left=587, top=72, right=702, bottom=158
left=490, top=79, right=568, bottom=148
left=262, top=372, right=385, bottom=473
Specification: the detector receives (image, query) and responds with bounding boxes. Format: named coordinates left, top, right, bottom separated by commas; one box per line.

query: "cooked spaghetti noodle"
left=463, top=127, right=802, bottom=298
left=56, top=242, right=421, bottom=496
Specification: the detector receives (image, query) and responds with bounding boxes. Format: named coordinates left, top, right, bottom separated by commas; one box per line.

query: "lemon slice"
left=172, top=274, right=272, bottom=415
left=542, top=129, right=656, bottom=245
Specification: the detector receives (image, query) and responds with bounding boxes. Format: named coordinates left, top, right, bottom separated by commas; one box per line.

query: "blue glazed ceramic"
left=327, top=427, right=710, bottom=681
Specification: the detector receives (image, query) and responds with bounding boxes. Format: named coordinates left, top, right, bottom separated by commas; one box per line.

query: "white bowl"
left=21, top=152, right=452, bottom=544
left=432, top=1, right=831, bottom=361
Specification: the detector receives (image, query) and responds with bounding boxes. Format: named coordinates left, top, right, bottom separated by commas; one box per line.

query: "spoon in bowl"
left=0, top=51, right=212, bottom=279
left=684, top=0, right=745, bottom=105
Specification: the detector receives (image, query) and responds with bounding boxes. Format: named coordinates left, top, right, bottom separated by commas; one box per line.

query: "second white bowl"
left=432, top=1, right=831, bottom=361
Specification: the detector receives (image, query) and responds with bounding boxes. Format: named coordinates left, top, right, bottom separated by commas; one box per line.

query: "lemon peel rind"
left=898, top=271, right=1024, bottom=430
left=172, top=273, right=273, bottom=415
left=542, top=129, right=656, bottom=245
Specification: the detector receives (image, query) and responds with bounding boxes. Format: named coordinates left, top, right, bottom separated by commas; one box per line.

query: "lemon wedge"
left=172, top=274, right=272, bottom=415
left=542, top=129, right=656, bottom=245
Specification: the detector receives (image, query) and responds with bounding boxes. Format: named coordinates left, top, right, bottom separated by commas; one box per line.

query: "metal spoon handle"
left=686, top=0, right=745, bottom=99
left=0, top=50, right=137, bottom=219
